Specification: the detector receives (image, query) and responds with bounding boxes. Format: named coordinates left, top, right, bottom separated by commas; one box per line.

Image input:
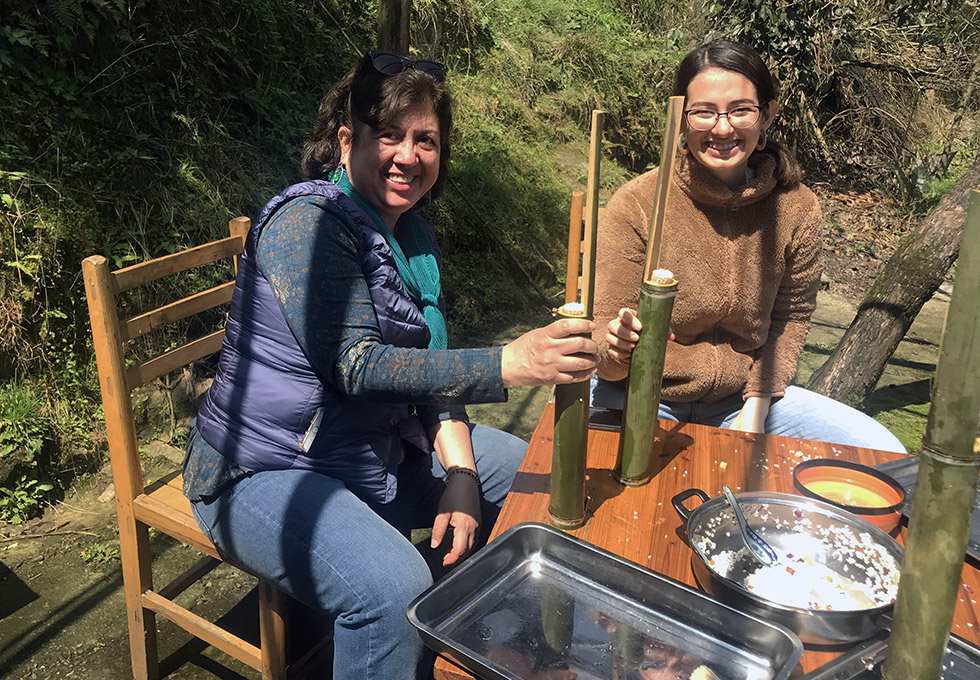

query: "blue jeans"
left=190, top=424, right=526, bottom=680
left=591, top=378, right=906, bottom=453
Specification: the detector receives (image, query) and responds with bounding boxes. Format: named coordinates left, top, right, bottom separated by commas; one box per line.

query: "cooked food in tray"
left=696, top=506, right=900, bottom=611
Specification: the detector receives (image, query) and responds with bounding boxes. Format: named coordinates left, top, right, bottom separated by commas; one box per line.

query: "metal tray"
left=873, top=457, right=980, bottom=562
left=588, top=406, right=623, bottom=432
left=798, top=629, right=980, bottom=679
left=408, top=522, right=803, bottom=680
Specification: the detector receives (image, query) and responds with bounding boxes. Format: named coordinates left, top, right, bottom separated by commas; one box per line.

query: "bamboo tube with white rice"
left=549, top=110, right=605, bottom=529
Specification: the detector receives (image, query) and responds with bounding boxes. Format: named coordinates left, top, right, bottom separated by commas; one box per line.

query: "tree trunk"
left=806, top=157, right=980, bottom=405
left=377, top=0, right=411, bottom=55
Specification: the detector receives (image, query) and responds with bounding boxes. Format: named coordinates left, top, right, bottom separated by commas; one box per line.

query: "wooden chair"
left=563, top=189, right=604, bottom=307
left=84, top=218, right=317, bottom=680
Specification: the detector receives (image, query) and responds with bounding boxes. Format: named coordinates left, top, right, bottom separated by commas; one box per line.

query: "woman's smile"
left=339, top=103, right=441, bottom=231
left=684, top=68, right=777, bottom=188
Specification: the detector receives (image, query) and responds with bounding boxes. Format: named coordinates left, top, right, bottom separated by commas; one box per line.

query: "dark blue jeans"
left=190, top=424, right=526, bottom=679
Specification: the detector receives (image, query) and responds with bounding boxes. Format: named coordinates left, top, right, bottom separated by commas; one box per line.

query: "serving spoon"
left=723, top=486, right=778, bottom=566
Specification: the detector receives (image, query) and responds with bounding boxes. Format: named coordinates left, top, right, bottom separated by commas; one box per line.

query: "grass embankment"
left=0, top=0, right=688, bottom=516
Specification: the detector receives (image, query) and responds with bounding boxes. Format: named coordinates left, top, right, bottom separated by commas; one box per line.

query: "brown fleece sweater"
left=593, top=151, right=822, bottom=402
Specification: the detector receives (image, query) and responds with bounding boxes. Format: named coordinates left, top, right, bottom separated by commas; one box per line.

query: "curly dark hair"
left=301, top=54, right=453, bottom=201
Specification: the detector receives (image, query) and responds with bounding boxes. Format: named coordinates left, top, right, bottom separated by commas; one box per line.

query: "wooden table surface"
left=434, top=402, right=980, bottom=679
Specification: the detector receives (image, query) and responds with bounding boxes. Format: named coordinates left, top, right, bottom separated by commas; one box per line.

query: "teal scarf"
left=333, top=168, right=448, bottom=350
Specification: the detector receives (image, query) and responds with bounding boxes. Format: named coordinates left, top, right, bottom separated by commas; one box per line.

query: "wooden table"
left=435, top=403, right=980, bottom=679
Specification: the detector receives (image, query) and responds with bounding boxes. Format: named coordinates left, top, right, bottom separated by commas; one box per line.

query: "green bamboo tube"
left=549, top=303, right=590, bottom=529
left=610, top=620, right=644, bottom=679
left=882, top=189, right=980, bottom=680
left=616, top=271, right=678, bottom=486
left=541, top=581, right=574, bottom=655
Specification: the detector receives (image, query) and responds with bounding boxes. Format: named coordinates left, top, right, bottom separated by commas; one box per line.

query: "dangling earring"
left=329, top=164, right=349, bottom=184
left=756, top=130, right=768, bottom=151
left=678, top=133, right=689, bottom=155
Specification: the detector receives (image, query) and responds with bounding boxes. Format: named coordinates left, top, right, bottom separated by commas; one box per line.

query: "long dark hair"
left=301, top=54, right=453, bottom=200
left=674, top=40, right=800, bottom=186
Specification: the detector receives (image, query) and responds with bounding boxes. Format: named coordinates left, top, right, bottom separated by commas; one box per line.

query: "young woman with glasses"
left=591, top=40, right=905, bottom=452
left=182, top=50, right=598, bottom=679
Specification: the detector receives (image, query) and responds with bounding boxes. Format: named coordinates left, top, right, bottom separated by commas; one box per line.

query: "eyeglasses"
left=365, top=50, right=448, bottom=83
left=684, top=105, right=762, bottom=131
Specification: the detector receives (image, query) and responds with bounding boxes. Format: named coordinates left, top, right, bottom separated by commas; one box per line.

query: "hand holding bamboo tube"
left=499, top=318, right=596, bottom=387
left=550, top=109, right=605, bottom=529
left=616, top=96, right=685, bottom=486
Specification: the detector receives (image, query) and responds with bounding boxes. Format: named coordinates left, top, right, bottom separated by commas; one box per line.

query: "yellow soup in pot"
left=804, top=480, right=891, bottom=508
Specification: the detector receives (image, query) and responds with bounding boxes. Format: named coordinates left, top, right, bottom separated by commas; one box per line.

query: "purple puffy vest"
left=196, top=181, right=437, bottom=503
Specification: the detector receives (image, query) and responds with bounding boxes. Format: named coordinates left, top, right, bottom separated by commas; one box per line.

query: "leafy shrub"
left=0, top=474, right=54, bottom=524
left=0, top=382, right=47, bottom=467
left=80, top=540, right=121, bottom=566
left=0, top=382, right=55, bottom=523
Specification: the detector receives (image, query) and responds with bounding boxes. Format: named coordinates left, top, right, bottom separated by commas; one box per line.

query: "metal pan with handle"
left=672, top=488, right=903, bottom=645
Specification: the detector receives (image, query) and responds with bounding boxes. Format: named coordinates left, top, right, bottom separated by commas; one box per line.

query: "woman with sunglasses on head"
left=591, top=40, right=904, bottom=452
left=182, top=50, right=598, bottom=679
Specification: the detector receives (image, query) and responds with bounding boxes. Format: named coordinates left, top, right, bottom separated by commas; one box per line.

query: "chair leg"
left=259, top=580, right=287, bottom=680
left=118, top=518, right=160, bottom=680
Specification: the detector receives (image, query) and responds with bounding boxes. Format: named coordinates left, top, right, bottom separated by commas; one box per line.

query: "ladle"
left=723, top=485, right=777, bottom=566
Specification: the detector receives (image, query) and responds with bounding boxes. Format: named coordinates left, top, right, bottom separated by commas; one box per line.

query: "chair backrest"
left=83, top=217, right=249, bottom=505
left=564, top=190, right=605, bottom=306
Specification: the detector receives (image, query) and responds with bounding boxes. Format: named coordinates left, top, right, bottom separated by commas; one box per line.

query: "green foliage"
left=704, top=0, right=861, bottom=107
left=0, top=0, right=358, bottom=512
left=0, top=382, right=56, bottom=523
left=80, top=540, right=121, bottom=566
left=0, top=382, right=48, bottom=465
left=0, top=0, right=977, bottom=509
left=907, top=146, right=979, bottom=215
left=0, top=474, right=54, bottom=524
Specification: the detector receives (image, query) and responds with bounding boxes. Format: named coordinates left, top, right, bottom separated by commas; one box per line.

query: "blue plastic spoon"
left=723, top=486, right=778, bottom=566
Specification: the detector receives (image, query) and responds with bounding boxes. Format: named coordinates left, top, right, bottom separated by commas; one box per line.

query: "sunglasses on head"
left=365, top=50, right=448, bottom=83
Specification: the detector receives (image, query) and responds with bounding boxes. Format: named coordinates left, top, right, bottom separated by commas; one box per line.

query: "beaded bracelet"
left=445, top=467, right=480, bottom=484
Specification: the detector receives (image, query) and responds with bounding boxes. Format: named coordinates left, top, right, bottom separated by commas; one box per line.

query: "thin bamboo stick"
left=882, top=189, right=980, bottom=680
left=643, top=96, right=685, bottom=281
left=581, top=110, right=605, bottom=317
left=565, top=190, right=585, bottom=304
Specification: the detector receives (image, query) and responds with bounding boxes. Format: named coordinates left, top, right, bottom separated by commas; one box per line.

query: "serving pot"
left=672, top=488, right=903, bottom=645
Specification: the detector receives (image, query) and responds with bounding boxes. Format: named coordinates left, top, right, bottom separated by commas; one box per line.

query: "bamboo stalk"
left=616, top=275, right=678, bottom=485
left=541, top=578, right=574, bottom=655
left=550, top=368, right=589, bottom=529
left=565, top=190, right=585, bottom=304
left=611, top=620, right=644, bottom=680
left=549, top=111, right=606, bottom=529
left=616, top=97, right=684, bottom=486
left=882, top=189, right=980, bottom=680
left=643, top=96, right=685, bottom=281
left=581, top=110, right=605, bottom=317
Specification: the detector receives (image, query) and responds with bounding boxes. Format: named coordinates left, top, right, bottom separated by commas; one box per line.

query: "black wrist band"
left=445, top=467, right=480, bottom=484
